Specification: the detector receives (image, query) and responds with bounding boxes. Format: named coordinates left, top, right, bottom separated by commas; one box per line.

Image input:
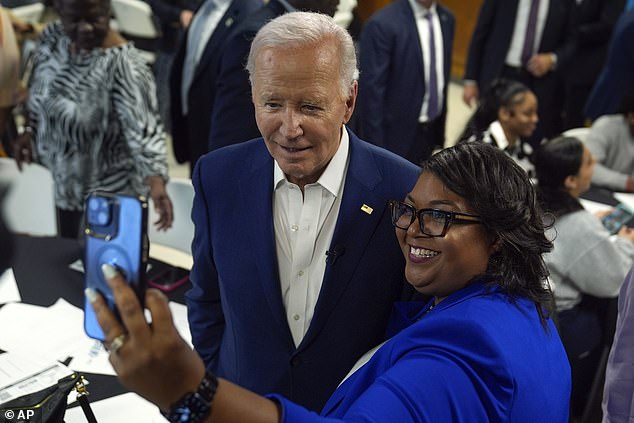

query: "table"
left=5, top=235, right=191, bottom=409
left=581, top=185, right=620, bottom=207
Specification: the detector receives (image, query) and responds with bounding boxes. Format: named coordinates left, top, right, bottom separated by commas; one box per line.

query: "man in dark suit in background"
left=204, top=0, right=340, bottom=155
left=169, top=0, right=261, bottom=173
left=186, top=11, right=420, bottom=412
left=146, top=0, right=201, bottom=133
left=355, top=0, right=455, bottom=165
left=463, top=0, right=575, bottom=146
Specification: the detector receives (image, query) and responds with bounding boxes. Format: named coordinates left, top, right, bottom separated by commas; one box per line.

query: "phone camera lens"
left=97, top=211, right=109, bottom=225
left=88, top=197, right=100, bottom=211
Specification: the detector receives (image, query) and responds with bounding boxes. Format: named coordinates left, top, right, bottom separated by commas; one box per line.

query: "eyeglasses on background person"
left=388, top=200, right=482, bottom=237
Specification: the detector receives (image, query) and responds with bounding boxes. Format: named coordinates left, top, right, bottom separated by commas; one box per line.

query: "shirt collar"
left=274, top=126, right=350, bottom=197
left=408, top=0, right=437, bottom=18
left=489, top=120, right=510, bottom=150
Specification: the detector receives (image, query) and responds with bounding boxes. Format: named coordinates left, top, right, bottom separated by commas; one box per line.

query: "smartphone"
left=147, top=259, right=190, bottom=292
left=601, top=203, right=634, bottom=235
left=83, top=192, right=149, bottom=341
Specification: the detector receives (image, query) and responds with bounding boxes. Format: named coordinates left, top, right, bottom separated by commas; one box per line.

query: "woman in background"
left=535, top=135, right=634, bottom=418
left=12, top=0, right=173, bottom=237
left=459, top=78, right=538, bottom=176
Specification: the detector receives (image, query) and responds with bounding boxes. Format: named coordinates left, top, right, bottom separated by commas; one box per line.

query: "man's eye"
left=302, top=104, right=321, bottom=112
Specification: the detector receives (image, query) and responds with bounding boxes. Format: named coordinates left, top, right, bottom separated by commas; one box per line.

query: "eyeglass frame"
left=388, top=200, right=482, bottom=238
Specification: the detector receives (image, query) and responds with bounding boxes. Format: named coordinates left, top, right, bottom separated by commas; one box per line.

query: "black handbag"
left=0, top=373, right=96, bottom=423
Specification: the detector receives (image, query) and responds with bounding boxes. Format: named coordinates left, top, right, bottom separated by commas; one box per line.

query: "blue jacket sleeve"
left=185, top=158, right=225, bottom=369
left=269, top=351, right=492, bottom=422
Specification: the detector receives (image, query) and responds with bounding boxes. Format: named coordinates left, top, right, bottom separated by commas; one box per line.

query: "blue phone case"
left=83, top=192, right=148, bottom=341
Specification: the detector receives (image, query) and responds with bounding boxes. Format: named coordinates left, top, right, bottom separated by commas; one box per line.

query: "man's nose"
left=280, top=108, right=303, bottom=138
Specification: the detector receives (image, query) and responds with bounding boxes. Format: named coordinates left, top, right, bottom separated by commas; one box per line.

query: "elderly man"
left=185, top=10, right=420, bottom=412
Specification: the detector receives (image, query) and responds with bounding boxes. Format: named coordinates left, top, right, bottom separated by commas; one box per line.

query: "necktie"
left=425, top=12, right=439, bottom=121
left=521, top=0, right=540, bottom=65
left=181, top=0, right=217, bottom=115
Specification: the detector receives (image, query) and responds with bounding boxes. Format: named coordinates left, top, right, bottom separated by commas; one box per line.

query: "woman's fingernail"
left=101, top=263, right=117, bottom=279
left=85, top=288, right=98, bottom=303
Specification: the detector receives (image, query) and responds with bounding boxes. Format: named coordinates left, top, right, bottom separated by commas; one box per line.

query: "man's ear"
left=343, top=80, right=358, bottom=124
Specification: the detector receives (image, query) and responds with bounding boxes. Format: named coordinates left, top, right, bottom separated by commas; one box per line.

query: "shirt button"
left=293, top=314, right=300, bottom=321
left=298, top=270, right=304, bottom=276
left=291, top=224, right=299, bottom=232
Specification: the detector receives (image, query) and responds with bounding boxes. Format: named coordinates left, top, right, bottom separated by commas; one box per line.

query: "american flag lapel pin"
left=361, top=204, right=373, bottom=215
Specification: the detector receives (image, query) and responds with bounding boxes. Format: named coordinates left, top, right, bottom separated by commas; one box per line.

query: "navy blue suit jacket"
left=186, top=128, right=420, bottom=411
left=169, top=0, right=260, bottom=167
left=585, top=9, right=634, bottom=120
left=355, top=0, right=454, bottom=159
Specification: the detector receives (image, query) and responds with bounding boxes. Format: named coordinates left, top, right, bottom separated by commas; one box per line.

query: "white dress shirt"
left=273, top=128, right=350, bottom=347
left=409, top=0, right=445, bottom=123
left=505, top=0, right=550, bottom=67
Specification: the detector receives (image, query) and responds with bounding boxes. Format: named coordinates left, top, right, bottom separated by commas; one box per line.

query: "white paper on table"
left=0, top=299, right=115, bottom=376
left=614, top=193, right=634, bottom=212
left=64, top=392, right=164, bottom=423
left=0, top=352, right=74, bottom=404
left=67, top=338, right=115, bottom=376
left=0, top=268, right=21, bottom=304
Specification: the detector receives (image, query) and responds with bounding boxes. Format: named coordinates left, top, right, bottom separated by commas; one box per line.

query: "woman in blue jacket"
left=89, top=141, right=571, bottom=423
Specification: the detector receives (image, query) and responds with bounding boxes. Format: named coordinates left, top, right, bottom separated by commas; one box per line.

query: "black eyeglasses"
left=388, top=200, right=482, bottom=237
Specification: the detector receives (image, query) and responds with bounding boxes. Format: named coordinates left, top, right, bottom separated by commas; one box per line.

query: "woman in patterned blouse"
left=13, top=0, right=173, bottom=237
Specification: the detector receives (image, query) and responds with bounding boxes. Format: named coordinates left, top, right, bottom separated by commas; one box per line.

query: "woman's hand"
left=147, top=176, right=173, bottom=231
left=12, top=130, right=33, bottom=171
left=87, top=264, right=206, bottom=411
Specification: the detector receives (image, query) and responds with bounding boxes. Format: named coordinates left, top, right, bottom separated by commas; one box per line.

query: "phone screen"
left=147, top=260, right=190, bottom=292
left=83, top=192, right=148, bottom=341
left=602, top=204, right=634, bottom=235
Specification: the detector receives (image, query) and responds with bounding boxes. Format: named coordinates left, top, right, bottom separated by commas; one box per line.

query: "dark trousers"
left=557, top=298, right=611, bottom=418
left=563, top=83, right=593, bottom=130
left=408, top=117, right=444, bottom=166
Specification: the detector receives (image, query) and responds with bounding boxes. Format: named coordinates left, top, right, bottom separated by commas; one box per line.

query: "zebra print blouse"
left=27, top=22, right=168, bottom=210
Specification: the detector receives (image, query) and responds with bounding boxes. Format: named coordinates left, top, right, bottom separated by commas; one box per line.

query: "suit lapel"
left=401, top=0, right=425, bottom=77
left=238, top=144, right=290, bottom=335
left=192, top=1, right=243, bottom=82
left=438, top=7, right=453, bottom=79
left=298, top=132, right=386, bottom=350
